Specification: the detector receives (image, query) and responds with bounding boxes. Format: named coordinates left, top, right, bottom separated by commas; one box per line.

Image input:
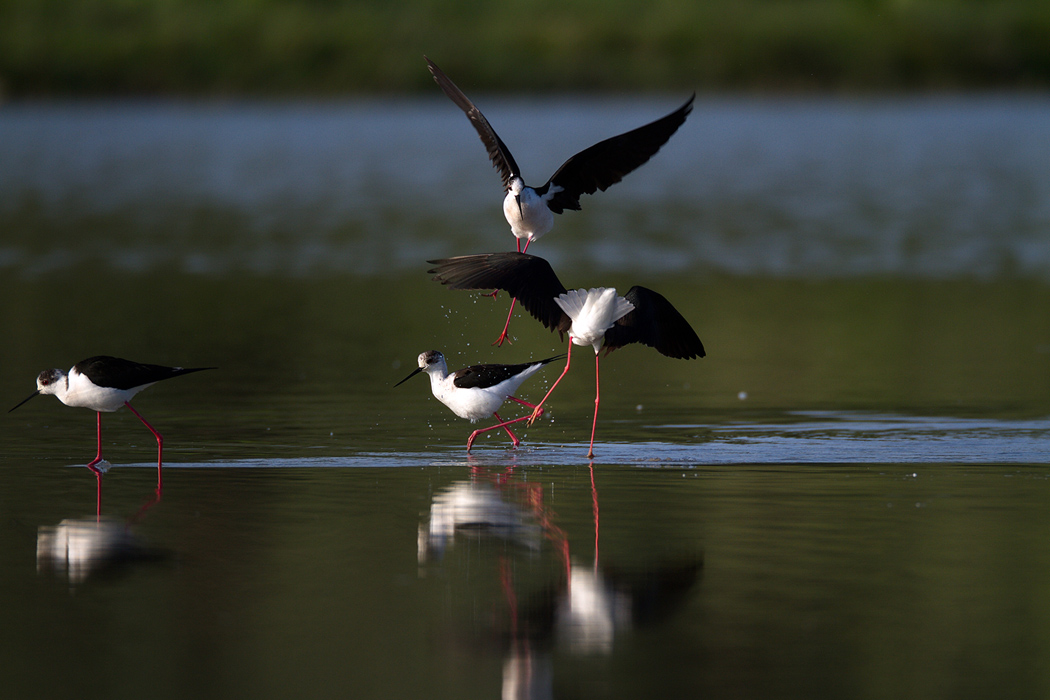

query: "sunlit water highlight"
left=64, top=413, right=1048, bottom=469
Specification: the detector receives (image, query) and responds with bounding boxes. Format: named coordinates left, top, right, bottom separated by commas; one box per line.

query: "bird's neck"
left=48, top=374, right=76, bottom=406
left=427, top=367, right=451, bottom=389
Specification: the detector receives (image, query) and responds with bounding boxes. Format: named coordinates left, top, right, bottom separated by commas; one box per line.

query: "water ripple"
left=109, top=414, right=1050, bottom=468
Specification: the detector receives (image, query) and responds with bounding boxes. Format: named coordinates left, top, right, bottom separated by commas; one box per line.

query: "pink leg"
left=124, top=401, right=163, bottom=491
left=83, top=413, right=105, bottom=518
left=499, top=556, right=519, bottom=640
left=506, top=396, right=540, bottom=410
left=506, top=397, right=546, bottom=433
left=466, top=411, right=536, bottom=451
left=128, top=486, right=162, bottom=524
left=587, top=351, right=600, bottom=459
left=88, top=464, right=103, bottom=520
left=483, top=240, right=516, bottom=301
left=491, top=237, right=533, bottom=346
left=87, top=412, right=104, bottom=469
left=527, top=341, right=573, bottom=426
left=590, top=463, right=600, bottom=567
left=492, top=298, right=517, bottom=347
left=495, top=411, right=521, bottom=445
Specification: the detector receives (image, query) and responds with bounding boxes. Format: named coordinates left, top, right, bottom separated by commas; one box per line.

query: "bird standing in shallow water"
left=425, top=56, right=695, bottom=346
left=427, top=253, right=705, bottom=459
left=10, top=356, right=214, bottom=493
left=395, top=350, right=563, bottom=451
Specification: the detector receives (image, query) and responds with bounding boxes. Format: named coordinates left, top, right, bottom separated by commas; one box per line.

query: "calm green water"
left=4, top=460, right=1050, bottom=699
left=1, top=99, right=1049, bottom=699
left=2, top=270, right=1048, bottom=699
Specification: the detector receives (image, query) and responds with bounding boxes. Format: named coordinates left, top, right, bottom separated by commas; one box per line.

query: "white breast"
left=430, top=374, right=507, bottom=421
left=59, top=370, right=150, bottom=412
left=503, top=188, right=554, bottom=242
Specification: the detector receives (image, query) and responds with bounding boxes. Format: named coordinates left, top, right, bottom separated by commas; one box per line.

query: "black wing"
left=75, top=356, right=215, bottom=391
left=540, top=94, right=695, bottom=214
left=452, top=355, right=564, bottom=390
left=428, top=253, right=571, bottom=334
left=603, top=287, right=705, bottom=359
left=426, top=57, right=520, bottom=192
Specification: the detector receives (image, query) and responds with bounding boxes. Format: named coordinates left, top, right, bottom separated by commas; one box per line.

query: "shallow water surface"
left=1, top=98, right=1049, bottom=699
left=4, top=461, right=1050, bottom=699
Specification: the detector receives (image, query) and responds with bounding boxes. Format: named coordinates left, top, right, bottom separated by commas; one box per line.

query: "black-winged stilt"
left=395, top=350, right=564, bottom=451
left=425, top=56, right=694, bottom=345
left=427, top=252, right=705, bottom=458
left=9, top=356, right=214, bottom=490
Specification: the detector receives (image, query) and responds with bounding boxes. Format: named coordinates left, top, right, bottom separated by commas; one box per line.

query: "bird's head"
left=395, top=351, right=446, bottom=386
left=9, top=368, right=64, bottom=412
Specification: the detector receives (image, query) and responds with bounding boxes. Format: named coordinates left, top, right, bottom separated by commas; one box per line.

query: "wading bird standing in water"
left=10, top=356, right=214, bottom=493
left=425, top=56, right=695, bottom=346
left=428, top=253, right=705, bottom=459
left=396, top=350, right=563, bottom=451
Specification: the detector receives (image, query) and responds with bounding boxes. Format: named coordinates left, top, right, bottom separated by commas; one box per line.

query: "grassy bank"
left=2, top=0, right=1050, bottom=96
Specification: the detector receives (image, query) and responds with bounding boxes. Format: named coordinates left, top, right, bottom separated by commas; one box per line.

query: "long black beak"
left=515, top=194, right=523, bottom=218
left=9, top=390, right=39, bottom=413
left=394, top=367, right=424, bottom=387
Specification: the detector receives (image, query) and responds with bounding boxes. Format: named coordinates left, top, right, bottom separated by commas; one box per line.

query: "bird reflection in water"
left=84, top=456, right=165, bottom=521
left=507, top=466, right=701, bottom=689
left=500, top=557, right=701, bottom=699
left=419, top=465, right=701, bottom=699
left=36, top=517, right=162, bottom=587
left=553, top=558, right=702, bottom=654
left=37, top=483, right=165, bottom=588
left=418, top=465, right=569, bottom=568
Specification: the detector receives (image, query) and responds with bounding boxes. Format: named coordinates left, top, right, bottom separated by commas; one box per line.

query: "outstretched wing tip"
left=543, top=93, right=696, bottom=210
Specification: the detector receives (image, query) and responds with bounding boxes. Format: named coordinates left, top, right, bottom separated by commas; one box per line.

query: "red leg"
left=124, top=402, right=163, bottom=491
left=494, top=411, right=520, bottom=445
left=499, top=556, right=519, bottom=639
left=87, top=412, right=104, bottom=469
left=490, top=237, right=533, bottom=345
left=492, top=298, right=517, bottom=347
left=587, top=351, right=600, bottom=459
left=82, top=413, right=105, bottom=518
left=506, top=396, right=540, bottom=410
left=527, top=341, right=573, bottom=426
left=128, top=486, right=162, bottom=524
left=590, top=463, right=600, bottom=567
left=88, top=464, right=103, bottom=520
left=466, top=411, right=536, bottom=451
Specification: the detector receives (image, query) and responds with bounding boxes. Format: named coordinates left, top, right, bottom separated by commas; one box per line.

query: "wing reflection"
left=36, top=517, right=159, bottom=586
left=495, top=558, right=702, bottom=699
left=554, top=559, right=702, bottom=654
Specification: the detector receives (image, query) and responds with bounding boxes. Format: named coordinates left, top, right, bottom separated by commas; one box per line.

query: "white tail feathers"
left=555, top=288, right=635, bottom=352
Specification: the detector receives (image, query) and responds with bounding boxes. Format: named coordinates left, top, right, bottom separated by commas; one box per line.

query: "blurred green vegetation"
left=1, top=0, right=1049, bottom=96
